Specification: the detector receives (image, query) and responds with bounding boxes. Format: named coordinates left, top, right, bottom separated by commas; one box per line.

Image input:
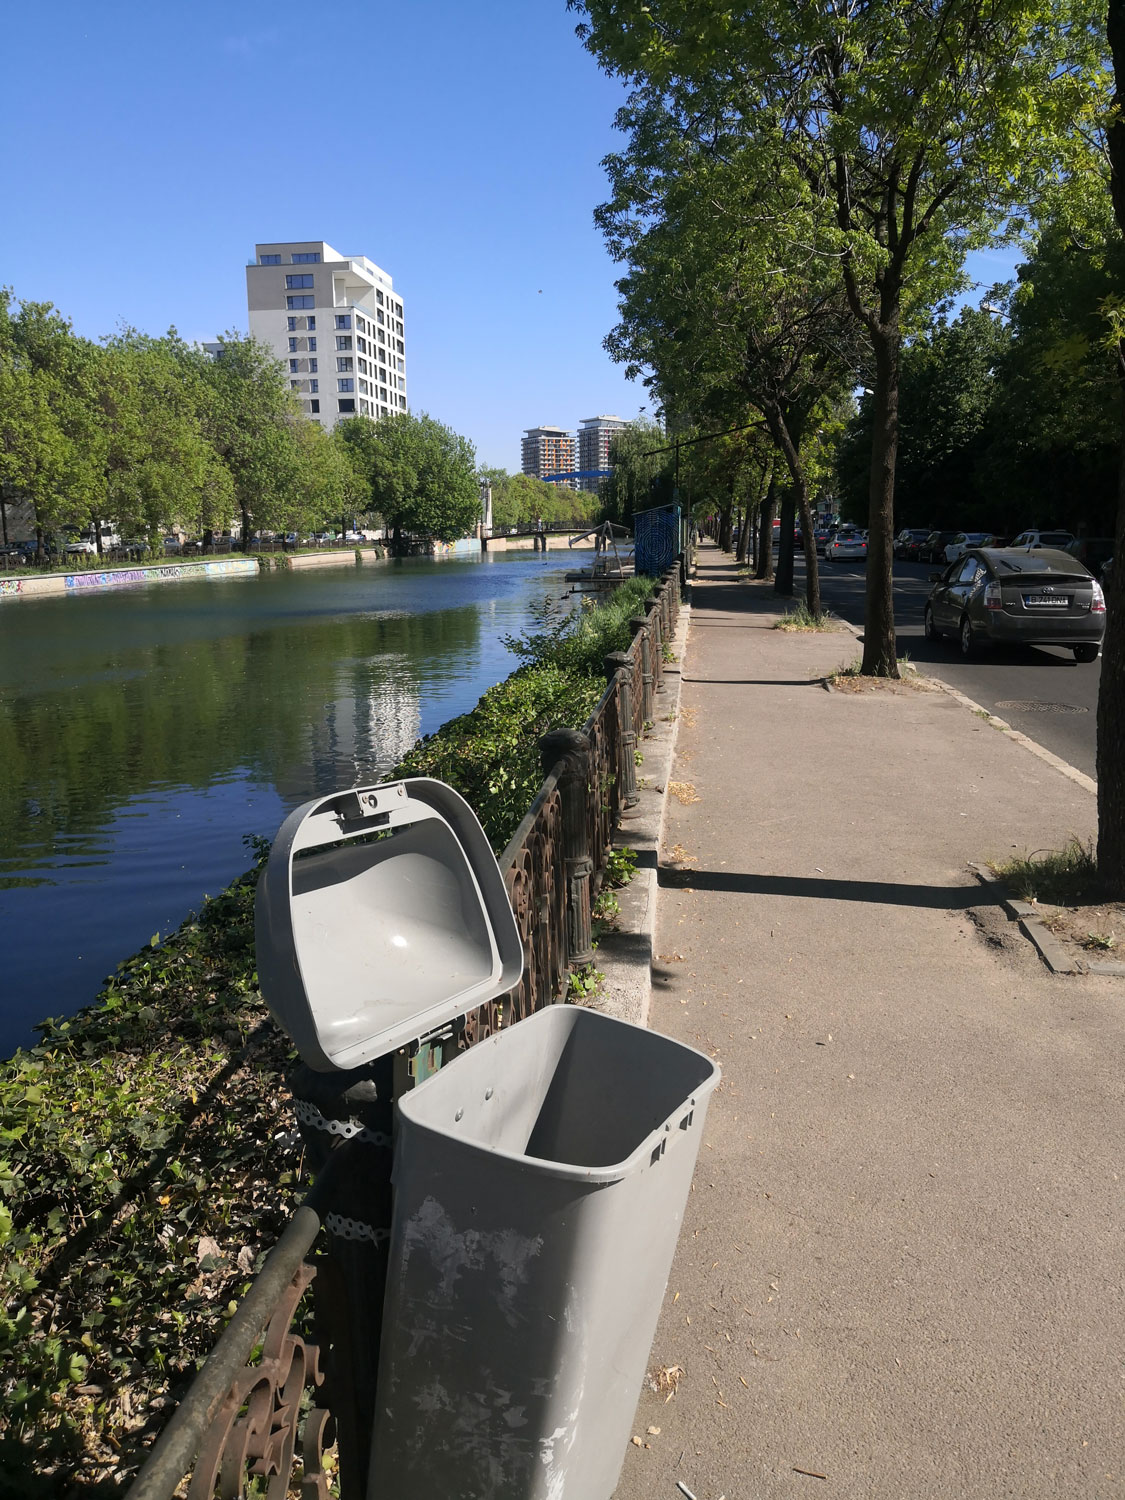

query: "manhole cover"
left=994, top=700, right=1088, bottom=714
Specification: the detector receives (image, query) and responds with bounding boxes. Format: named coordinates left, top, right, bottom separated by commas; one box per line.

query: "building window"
left=396, top=340, right=404, bottom=354
left=358, top=358, right=369, bottom=375
left=291, top=252, right=321, bottom=263
left=378, top=348, right=386, bottom=364
left=396, top=358, right=405, bottom=372
left=287, top=316, right=297, bottom=332
left=338, top=378, right=354, bottom=392
left=289, top=359, right=299, bottom=372
left=338, top=398, right=356, bottom=413
left=290, top=379, right=300, bottom=389
left=337, top=357, right=353, bottom=372
left=377, top=330, right=385, bottom=345
left=287, top=295, right=314, bottom=309
left=335, top=314, right=351, bottom=330
left=309, top=359, right=318, bottom=373
left=259, top=254, right=281, bottom=265
left=310, top=379, right=319, bottom=393
left=360, top=398, right=371, bottom=415
left=286, top=273, right=314, bottom=289
left=398, top=378, right=405, bottom=391
left=377, top=310, right=385, bottom=325
left=307, top=316, right=316, bottom=330
left=359, top=379, right=369, bottom=395
left=288, top=337, right=298, bottom=352
left=310, top=399, right=320, bottom=413
left=307, top=337, right=317, bottom=351
left=335, top=335, right=352, bottom=350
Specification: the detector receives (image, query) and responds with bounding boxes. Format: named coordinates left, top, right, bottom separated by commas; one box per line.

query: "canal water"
left=0, top=552, right=576, bottom=1056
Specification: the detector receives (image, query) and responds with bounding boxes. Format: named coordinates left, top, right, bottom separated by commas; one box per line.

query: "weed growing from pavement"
left=774, top=601, right=834, bottom=631
left=1083, top=931, right=1118, bottom=951
left=991, top=838, right=1099, bottom=904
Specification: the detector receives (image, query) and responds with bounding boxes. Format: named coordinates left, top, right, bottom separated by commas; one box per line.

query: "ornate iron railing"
left=125, top=561, right=684, bottom=1500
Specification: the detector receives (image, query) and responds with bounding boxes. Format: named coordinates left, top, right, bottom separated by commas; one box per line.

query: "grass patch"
left=774, top=601, right=834, bottom=631
left=990, top=838, right=1099, bottom=905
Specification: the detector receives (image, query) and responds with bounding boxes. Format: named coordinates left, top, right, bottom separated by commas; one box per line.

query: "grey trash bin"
left=371, top=1003, right=720, bottom=1500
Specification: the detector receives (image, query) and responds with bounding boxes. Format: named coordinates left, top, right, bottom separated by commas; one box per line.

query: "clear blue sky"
left=2, top=0, right=645, bottom=472
left=3, top=2, right=1015, bottom=474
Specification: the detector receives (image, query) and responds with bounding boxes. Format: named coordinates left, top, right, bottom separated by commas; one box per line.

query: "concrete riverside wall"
left=483, top=535, right=595, bottom=551
left=0, top=557, right=260, bottom=600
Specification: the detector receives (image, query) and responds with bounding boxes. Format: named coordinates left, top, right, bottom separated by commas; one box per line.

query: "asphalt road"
left=798, top=554, right=1100, bottom=778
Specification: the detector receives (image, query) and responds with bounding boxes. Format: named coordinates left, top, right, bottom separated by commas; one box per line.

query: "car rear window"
left=1039, top=532, right=1072, bottom=545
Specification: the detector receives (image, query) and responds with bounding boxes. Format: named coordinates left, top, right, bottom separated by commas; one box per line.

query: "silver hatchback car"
left=924, top=547, right=1105, bottom=662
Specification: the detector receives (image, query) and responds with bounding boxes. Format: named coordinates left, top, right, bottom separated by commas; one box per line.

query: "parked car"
left=814, top=525, right=834, bottom=554
left=919, top=530, right=961, bottom=563
left=894, top=528, right=931, bottom=561
left=943, top=531, right=997, bottom=565
left=1064, top=537, right=1115, bottom=578
left=825, top=528, right=868, bottom=562
left=64, top=538, right=98, bottom=556
left=924, top=546, right=1104, bottom=661
left=1010, top=528, right=1075, bottom=550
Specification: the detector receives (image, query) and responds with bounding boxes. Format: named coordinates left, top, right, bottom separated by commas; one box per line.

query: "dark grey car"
left=924, top=548, right=1105, bottom=662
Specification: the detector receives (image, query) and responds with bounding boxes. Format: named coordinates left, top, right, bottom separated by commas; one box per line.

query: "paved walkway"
left=613, top=543, right=1123, bottom=1500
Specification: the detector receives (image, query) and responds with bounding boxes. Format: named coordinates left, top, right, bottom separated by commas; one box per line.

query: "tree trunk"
left=1099, top=0, right=1125, bottom=895
left=861, top=324, right=900, bottom=677
left=718, top=500, right=733, bottom=552
left=736, top=503, right=753, bottom=565
left=775, top=488, right=796, bottom=595
left=756, top=479, right=776, bottom=580
left=240, top=502, right=251, bottom=552
left=1097, top=347, right=1125, bottom=894
left=764, top=407, right=821, bottom=618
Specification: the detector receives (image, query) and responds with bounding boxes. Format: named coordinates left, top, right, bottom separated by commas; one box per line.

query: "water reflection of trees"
left=0, top=603, right=482, bottom=872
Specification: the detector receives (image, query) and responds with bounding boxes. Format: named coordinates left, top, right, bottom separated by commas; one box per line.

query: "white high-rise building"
left=246, top=241, right=407, bottom=430
left=576, top=415, right=627, bottom=492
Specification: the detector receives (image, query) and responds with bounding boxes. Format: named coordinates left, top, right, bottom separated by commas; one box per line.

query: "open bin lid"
left=255, top=778, right=523, bottom=1072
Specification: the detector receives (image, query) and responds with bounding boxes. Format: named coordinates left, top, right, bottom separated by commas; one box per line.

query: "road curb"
left=833, top=614, right=1097, bottom=795
left=968, top=862, right=1086, bottom=975
left=592, top=601, right=690, bottom=1031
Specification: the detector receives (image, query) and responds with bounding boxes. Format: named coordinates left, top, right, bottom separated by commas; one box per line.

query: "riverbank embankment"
left=0, top=536, right=597, bottom=599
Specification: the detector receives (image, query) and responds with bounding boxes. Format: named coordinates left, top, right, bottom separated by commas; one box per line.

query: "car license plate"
left=1023, top=593, right=1070, bottom=607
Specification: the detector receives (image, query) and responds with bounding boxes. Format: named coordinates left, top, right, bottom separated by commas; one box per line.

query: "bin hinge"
left=324, top=1212, right=391, bottom=1246
left=294, top=1097, right=392, bottom=1149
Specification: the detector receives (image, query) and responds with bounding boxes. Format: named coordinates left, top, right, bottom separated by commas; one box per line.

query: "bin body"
left=370, top=1005, right=719, bottom=1500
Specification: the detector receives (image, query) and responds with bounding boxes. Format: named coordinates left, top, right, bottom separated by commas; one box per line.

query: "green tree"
left=837, top=304, right=1012, bottom=530
left=599, top=418, right=675, bottom=526
left=340, top=411, right=480, bottom=547
left=573, top=0, right=1107, bottom=673
left=191, top=333, right=302, bottom=546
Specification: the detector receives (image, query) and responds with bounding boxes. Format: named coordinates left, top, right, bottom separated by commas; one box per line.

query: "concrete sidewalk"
left=613, top=543, right=1123, bottom=1500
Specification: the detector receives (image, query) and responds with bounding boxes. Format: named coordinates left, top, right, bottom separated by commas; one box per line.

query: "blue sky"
left=3, top=2, right=1015, bottom=473
left=2, top=1, right=644, bottom=472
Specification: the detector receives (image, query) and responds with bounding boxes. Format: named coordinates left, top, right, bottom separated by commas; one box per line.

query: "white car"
left=1010, top=529, right=1075, bottom=550
left=943, top=532, right=996, bottom=564
left=825, top=529, right=868, bottom=562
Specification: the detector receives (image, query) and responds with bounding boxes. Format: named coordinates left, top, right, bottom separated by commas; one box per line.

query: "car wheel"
left=924, top=604, right=940, bottom=642
left=959, top=615, right=974, bottom=658
left=1073, top=643, right=1100, bottom=663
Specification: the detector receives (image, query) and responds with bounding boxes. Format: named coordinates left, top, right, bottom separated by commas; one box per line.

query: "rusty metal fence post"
left=645, top=596, right=664, bottom=694
left=539, top=728, right=594, bottom=968
left=630, top=616, right=654, bottom=720
left=604, top=650, right=639, bottom=808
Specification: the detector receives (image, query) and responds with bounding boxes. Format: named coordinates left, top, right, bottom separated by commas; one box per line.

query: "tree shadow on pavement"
left=659, top=866, right=985, bottom=910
